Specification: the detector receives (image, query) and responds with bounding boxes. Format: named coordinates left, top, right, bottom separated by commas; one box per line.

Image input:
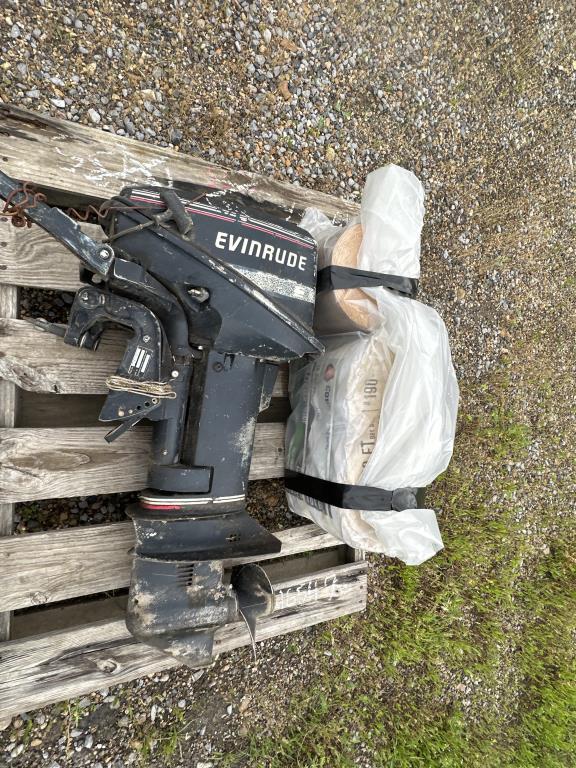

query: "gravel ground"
left=1, top=0, right=575, bottom=766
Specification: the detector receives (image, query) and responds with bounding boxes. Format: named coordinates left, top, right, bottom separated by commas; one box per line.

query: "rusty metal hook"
left=2, top=180, right=46, bottom=228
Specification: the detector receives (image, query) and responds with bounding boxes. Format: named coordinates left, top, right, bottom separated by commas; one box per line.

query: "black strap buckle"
left=285, top=470, right=421, bottom=512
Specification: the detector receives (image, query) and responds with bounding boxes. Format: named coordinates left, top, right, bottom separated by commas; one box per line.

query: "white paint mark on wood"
left=55, top=146, right=171, bottom=187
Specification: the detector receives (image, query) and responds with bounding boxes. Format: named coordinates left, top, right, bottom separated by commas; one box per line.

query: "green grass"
left=129, top=706, right=190, bottom=765
left=238, top=374, right=576, bottom=768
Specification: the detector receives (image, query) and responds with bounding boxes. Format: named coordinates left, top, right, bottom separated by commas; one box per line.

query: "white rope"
left=105, top=375, right=177, bottom=399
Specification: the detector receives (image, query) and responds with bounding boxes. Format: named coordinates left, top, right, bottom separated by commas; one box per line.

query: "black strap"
left=317, top=265, right=418, bottom=298
left=285, top=470, right=419, bottom=512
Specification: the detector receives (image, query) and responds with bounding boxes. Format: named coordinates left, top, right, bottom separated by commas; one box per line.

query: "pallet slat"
left=0, top=423, right=285, bottom=503
left=0, top=319, right=287, bottom=397
left=0, top=285, right=18, bottom=639
left=0, top=318, right=128, bottom=395
left=0, top=562, right=367, bottom=719
left=0, top=104, right=358, bottom=220
left=0, top=219, right=100, bottom=290
left=0, top=522, right=341, bottom=612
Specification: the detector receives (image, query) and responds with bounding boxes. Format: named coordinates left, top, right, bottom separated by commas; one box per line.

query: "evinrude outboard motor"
left=0, top=171, right=322, bottom=665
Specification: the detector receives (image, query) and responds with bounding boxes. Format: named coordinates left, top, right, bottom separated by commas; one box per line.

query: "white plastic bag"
left=302, top=165, right=424, bottom=335
left=285, top=165, right=459, bottom=565
left=358, top=164, right=424, bottom=279
left=301, top=165, right=424, bottom=280
left=286, top=306, right=458, bottom=564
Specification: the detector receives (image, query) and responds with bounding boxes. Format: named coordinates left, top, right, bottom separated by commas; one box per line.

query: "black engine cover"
left=121, top=185, right=318, bottom=327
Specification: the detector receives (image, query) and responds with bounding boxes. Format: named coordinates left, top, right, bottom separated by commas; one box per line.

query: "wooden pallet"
left=0, top=105, right=365, bottom=720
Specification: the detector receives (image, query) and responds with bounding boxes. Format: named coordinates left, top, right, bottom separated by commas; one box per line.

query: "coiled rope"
left=105, top=375, right=177, bottom=399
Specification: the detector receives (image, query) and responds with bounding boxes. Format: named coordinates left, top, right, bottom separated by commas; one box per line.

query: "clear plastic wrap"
left=286, top=308, right=458, bottom=564
left=286, top=332, right=394, bottom=486
left=286, top=165, right=459, bottom=565
left=357, top=164, right=424, bottom=278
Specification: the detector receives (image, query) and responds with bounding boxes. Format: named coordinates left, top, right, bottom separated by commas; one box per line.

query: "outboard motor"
left=0, top=172, right=322, bottom=664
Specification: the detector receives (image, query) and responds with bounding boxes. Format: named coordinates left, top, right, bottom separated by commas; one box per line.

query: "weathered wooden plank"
left=0, top=562, right=367, bottom=718
left=0, top=105, right=357, bottom=219
left=0, top=425, right=152, bottom=502
left=0, top=318, right=288, bottom=397
left=0, top=283, right=19, bottom=320
left=0, top=318, right=128, bottom=394
left=0, top=521, right=341, bottom=612
left=0, top=219, right=101, bottom=290
left=0, top=423, right=285, bottom=503
left=0, top=283, right=18, bottom=640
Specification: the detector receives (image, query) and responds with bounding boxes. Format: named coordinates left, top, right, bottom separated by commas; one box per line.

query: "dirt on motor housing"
left=108, top=184, right=318, bottom=331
